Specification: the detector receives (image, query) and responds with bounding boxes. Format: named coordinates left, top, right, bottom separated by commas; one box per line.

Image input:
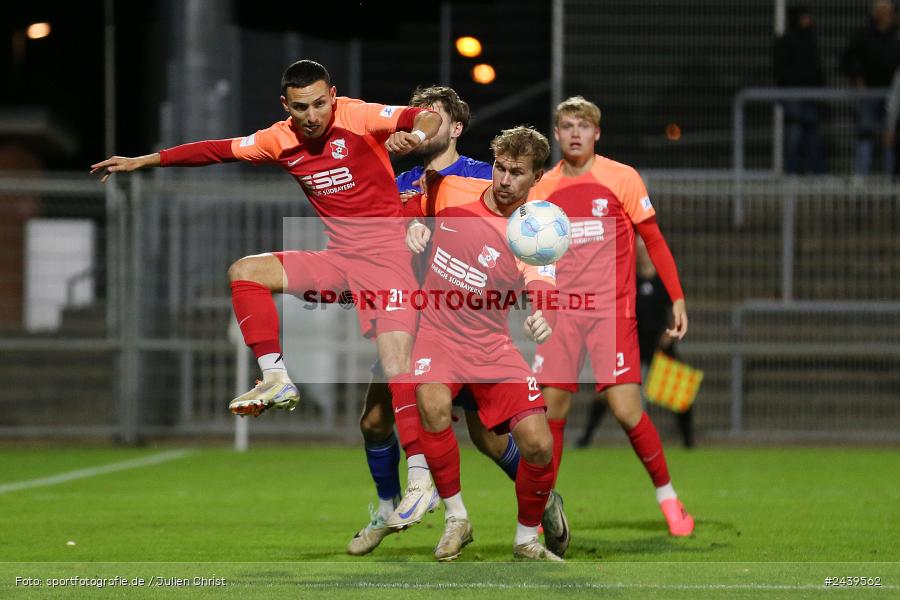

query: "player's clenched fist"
left=524, top=310, right=552, bottom=343
left=90, top=154, right=160, bottom=183
left=406, top=220, right=431, bottom=254
left=385, top=130, right=428, bottom=155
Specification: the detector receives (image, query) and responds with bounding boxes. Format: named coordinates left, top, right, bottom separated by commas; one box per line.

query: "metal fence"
left=642, top=173, right=900, bottom=441
left=559, top=0, right=893, bottom=173
left=0, top=174, right=116, bottom=437
left=732, top=87, right=891, bottom=194
left=0, top=171, right=898, bottom=442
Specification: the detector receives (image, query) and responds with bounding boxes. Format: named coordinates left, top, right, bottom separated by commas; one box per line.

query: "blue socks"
left=495, top=433, right=521, bottom=481
left=365, top=433, right=401, bottom=501
left=368, top=431, right=518, bottom=491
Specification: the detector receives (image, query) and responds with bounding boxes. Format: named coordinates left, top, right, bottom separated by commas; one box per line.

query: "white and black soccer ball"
left=506, top=200, right=571, bottom=266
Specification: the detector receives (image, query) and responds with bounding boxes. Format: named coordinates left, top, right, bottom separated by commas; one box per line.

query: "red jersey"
left=530, top=155, right=654, bottom=320
left=413, top=175, right=557, bottom=352
left=160, top=97, right=428, bottom=251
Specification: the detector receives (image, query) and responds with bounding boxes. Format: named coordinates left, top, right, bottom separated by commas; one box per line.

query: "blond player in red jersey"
left=529, top=96, right=694, bottom=536
left=401, top=126, right=564, bottom=561
left=348, top=86, right=528, bottom=558
left=91, top=61, right=441, bottom=439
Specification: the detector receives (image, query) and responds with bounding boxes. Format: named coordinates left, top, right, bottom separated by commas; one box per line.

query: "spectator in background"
left=883, top=67, right=900, bottom=176
left=841, top=0, right=900, bottom=175
left=774, top=5, right=826, bottom=174
left=577, top=241, right=694, bottom=449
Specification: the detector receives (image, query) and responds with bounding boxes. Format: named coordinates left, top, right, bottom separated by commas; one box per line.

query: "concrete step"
left=58, top=303, right=107, bottom=336
left=0, top=349, right=115, bottom=426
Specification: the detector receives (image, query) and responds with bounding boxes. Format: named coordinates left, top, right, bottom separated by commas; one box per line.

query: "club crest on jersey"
left=414, top=358, right=432, bottom=376
left=478, top=245, right=501, bottom=269
left=330, top=138, right=349, bottom=160
left=592, top=198, right=609, bottom=217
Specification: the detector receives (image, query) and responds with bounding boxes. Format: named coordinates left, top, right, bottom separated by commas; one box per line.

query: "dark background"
left=1, top=1, right=551, bottom=170
left=0, top=0, right=882, bottom=172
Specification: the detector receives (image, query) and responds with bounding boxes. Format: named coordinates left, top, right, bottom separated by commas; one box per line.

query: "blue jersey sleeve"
left=397, top=157, right=490, bottom=192
left=396, top=166, right=425, bottom=192
left=466, top=159, right=493, bottom=180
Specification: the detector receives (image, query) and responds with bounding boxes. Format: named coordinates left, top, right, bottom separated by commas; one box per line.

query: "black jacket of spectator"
left=841, top=18, right=900, bottom=87
left=774, top=7, right=824, bottom=87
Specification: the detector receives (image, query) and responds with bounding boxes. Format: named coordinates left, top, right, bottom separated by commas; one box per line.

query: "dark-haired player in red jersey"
left=529, top=96, right=694, bottom=536
left=401, top=126, right=564, bottom=562
left=91, top=61, right=441, bottom=439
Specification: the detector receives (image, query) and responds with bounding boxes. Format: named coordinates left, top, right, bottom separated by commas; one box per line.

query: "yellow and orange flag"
left=644, top=351, right=703, bottom=413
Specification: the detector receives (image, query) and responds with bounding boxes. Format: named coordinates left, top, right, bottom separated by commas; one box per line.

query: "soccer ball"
left=506, top=200, right=571, bottom=266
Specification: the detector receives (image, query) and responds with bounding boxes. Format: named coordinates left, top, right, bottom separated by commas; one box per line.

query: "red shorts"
left=533, top=316, right=641, bottom=393
left=411, top=328, right=546, bottom=433
left=274, top=248, right=418, bottom=338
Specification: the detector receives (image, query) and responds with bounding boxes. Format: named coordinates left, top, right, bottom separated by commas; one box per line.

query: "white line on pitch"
left=297, top=582, right=899, bottom=591
left=0, top=449, right=194, bottom=495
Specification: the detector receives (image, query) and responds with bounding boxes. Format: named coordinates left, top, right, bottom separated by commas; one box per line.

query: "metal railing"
left=729, top=300, right=900, bottom=438
left=731, top=87, right=891, bottom=226
left=1, top=171, right=898, bottom=443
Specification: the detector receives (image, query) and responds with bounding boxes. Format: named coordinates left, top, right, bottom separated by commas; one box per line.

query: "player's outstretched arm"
left=90, top=153, right=160, bottom=183
left=91, top=138, right=245, bottom=183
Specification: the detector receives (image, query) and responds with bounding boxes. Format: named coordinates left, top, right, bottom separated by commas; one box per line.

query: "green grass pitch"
left=0, top=445, right=897, bottom=599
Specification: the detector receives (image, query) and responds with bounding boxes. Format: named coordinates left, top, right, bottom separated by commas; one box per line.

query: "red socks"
left=388, top=377, right=424, bottom=457
left=230, top=280, right=281, bottom=357
left=515, top=459, right=555, bottom=527
left=516, top=419, right=561, bottom=526
left=418, top=425, right=460, bottom=498
left=548, top=418, right=566, bottom=486
left=627, top=412, right=671, bottom=487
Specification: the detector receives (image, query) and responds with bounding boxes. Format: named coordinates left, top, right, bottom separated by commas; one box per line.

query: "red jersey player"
left=90, top=61, right=441, bottom=425
left=401, top=126, right=564, bottom=562
left=349, top=86, right=529, bottom=558
left=529, top=96, right=694, bottom=536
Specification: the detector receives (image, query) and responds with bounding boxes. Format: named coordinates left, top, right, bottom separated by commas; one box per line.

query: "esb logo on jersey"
left=300, top=167, right=354, bottom=191
left=478, top=245, right=501, bottom=269
left=330, top=139, right=349, bottom=160
left=433, top=246, right=488, bottom=288
left=570, top=220, right=605, bottom=243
